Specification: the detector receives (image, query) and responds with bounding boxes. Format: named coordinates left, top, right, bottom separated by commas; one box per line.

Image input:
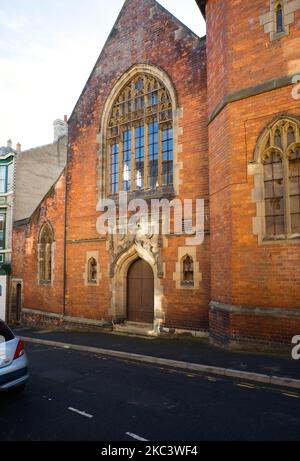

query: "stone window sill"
left=262, top=234, right=300, bottom=244
left=107, top=185, right=175, bottom=203
left=271, top=30, right=288, bottom=41
left=181, top=281, right=195, bottom=288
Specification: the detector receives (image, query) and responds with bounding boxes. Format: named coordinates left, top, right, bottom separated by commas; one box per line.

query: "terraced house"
left=11, top=0, right=300, bottom=351
left=0, top=140, right=19, bottom=266
left=0, top=140, right=20, bottom=320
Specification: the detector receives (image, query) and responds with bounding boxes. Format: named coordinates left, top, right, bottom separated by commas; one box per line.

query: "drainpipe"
left=63, top=164, right=67, bottom=318
left=63, top=133, right=69, bottom=318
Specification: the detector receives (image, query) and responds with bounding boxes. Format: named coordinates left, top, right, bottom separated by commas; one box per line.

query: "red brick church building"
left=11, top=0, right=300, bottom=350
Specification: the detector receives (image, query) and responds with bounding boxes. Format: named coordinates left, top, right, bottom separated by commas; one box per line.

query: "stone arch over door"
left=110, top=243, right=164, bottom=333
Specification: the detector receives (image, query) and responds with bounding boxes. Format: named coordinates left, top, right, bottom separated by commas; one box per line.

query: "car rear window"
left=0, top=321, right=14, bottom=342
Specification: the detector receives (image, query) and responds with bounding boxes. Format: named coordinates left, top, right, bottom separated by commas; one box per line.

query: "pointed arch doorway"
left=127, top=258, right=154, bottom=323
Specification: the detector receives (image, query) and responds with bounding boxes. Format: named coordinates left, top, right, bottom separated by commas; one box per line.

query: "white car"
left=0, top=320, right=29, bottom=392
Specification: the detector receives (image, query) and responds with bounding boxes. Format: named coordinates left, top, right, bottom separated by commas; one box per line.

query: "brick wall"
left=12, top=173, right=66, bottom=315
left=206, top=0, right=300, bottom=116
left=163, top=234, right=210, bottom=331
left=206, top=0, right=300, bottom=348
left=11, top=0, right=300, bottom=349
left=230, top=88, right=300, bottom=308
left=65, top=0, right=210, bottom=328
left=210, top=305, right=300, bottom=351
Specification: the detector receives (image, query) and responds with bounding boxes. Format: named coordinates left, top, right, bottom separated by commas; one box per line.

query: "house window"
left=0, top=214, right=5, bottom=250
left=148, top=121, right=159, bottom=188
left=182, top=218, right=194, bottom=234
left=276, top=3, right=283, bottom=33
left=162, top=124, right=173, bottom=186
left=0, top=163, right=13, bottom=193
left=88, top=258, right=97, bottom=284
left=38, top=223, right=54, bottom=283
left=7, top=163, right=13, bottom=192
left=0, top=166, right=6, bottom=193
left=263, top=151, right=285, bottom=236
left=122, top=129, right=132, bottom=192
left=259, top=0, right=300, bottom=40
left=135, top=124, right=145, bottom=189
left=181, top=255, right=194, bottom=286
left=108, top=73, right=173, bottom=194
left=111, top=143, right=119, bottom=194
left=258, top=117, right=300, bottom=239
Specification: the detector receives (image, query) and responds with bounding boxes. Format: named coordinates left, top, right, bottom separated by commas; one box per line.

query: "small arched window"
left=88, top=257, right=97, bottom=284
left=181, top=255, right=194, bottom=286
left=38, top=223, right=54, bottom=283
left=258, top=118, right=300, bottom=238
left=108, top=73, right=173, bottom=194
left=276, top=3, right=284, bottom=34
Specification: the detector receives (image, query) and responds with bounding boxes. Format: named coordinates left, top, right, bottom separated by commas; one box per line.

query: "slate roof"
left=14, top=136, right=67, bottom=223
left=0, top=145, right=16, bottom=156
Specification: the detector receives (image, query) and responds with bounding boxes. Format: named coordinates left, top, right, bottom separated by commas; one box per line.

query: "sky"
left=0, top=0, right=206, bottom=150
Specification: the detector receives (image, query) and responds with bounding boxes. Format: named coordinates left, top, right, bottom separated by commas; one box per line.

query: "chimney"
left=7, top=139, right=12, bottom=149
left=64, top=115, right=68, bottom=123
left=16, top=142, right=21, bottom=153
left=53, top=118, right=68, bottom=142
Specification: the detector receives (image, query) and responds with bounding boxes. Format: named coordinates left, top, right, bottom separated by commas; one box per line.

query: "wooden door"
left=127, top=259, right=154, bottom=323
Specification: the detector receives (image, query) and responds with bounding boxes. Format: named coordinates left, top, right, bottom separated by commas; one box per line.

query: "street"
left=0, top=342, right=300, bottom=441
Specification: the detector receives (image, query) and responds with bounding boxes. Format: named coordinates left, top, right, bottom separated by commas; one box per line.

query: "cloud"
left=0, top=9, right=29, bottom=32
left=0, top=0, right=206, bottom=150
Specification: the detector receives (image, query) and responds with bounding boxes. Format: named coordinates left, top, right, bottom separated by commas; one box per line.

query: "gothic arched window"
left=259, top=118, right=300, bottom=238
left=276, top=3, right=284, bottom=34
left=181, top=255, right=194, bottom=286
left=38, top=223, right=54, bottom=283
left=88, top=257, right=97, bottom=284
left=108, top=73, right=173, bottom=194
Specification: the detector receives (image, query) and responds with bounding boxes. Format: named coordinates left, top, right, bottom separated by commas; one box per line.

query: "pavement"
left=1, top=342, right=300, bottom=441
left=12, top=326, right=300, bottom=388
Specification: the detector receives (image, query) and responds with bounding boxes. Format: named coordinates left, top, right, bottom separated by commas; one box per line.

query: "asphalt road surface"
left=0, top=343, right=299, bottom=441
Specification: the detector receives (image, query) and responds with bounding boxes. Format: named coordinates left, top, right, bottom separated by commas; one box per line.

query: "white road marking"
left=282, top=393, right=299, bottom=399
left=126, top=432, right=149, bottom=442
left=237, top=383, right=256, bottom=389
left=68, top=407, right=94, bottom=418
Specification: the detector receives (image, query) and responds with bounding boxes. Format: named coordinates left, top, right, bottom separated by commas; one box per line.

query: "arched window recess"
left=38, top=222, right=54, bottom=284
left=181, top=254, right=194, bottom=287
left=255, top=117, right=300, bottom=240
left=107, top=73, right=174, bottom=195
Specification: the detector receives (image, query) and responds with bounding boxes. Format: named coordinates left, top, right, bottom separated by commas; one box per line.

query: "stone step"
left=114, top=321, right=156, bottom=337
left=124, top=321, right=153, bottom=329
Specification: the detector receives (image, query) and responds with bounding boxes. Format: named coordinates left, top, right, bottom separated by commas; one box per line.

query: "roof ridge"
left=68, top=0, right=203, bottom=123
left=154, top=0, right=201, bottom=40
